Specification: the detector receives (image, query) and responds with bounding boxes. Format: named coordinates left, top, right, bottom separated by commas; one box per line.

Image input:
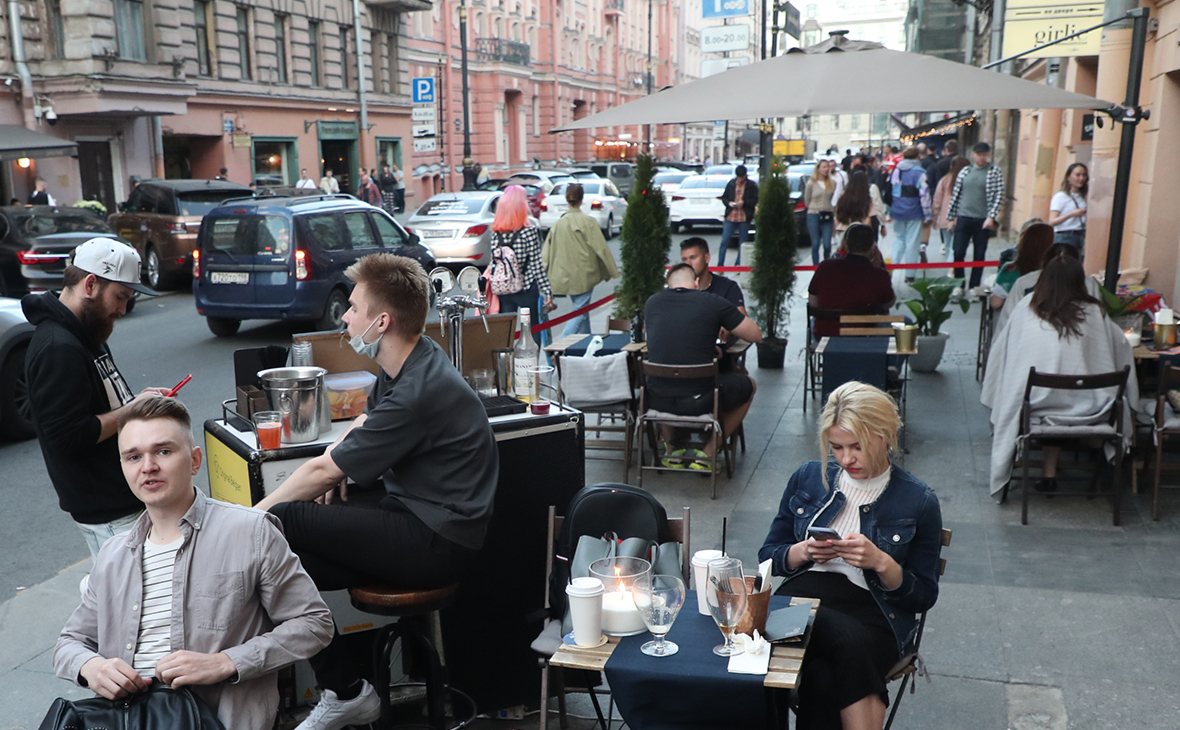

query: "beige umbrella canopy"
left=550, top=39, right=1111, bottom=132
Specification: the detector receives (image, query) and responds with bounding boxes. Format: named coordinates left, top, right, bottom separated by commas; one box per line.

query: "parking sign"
left=702, top=0, right=751, bottom=19
left=412, top=77, right=435, bottom=104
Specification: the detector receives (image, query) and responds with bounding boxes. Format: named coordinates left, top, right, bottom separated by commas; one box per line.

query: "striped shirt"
left=132, top=534, right=183, bottom=678
left=809, top=467, right=891, bottom=591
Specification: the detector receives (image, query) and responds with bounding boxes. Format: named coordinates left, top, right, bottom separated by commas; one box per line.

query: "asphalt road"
left=0, top=224, right=745, bottom=601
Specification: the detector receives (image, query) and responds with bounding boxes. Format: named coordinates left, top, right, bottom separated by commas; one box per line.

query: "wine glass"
left=705, top=557, right=747, bottom=657
left=632, top=574, right=686, bottom=657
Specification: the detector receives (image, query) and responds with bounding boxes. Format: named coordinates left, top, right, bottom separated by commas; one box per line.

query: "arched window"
left=493, top=16, right=502, bottom=37
left=475, top=11, right=485, bottom=36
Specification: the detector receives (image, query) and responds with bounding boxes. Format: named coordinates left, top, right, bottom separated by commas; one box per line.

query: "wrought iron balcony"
left=474, top=38, right=531, bottom=66
left=365, top=0, right=431, bottom=9
left=605, top=0, right=624, bottom=13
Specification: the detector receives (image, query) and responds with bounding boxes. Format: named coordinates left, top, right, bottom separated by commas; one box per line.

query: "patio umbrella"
left=550, top=40, right=1111, bottom=132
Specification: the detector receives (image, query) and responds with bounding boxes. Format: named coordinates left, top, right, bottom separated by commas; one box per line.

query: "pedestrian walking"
left=804, top=160, right=836, bottom=265
left=947, top=142, right=1005, bottom=289
left=541, top=183, right=619, bottom=337
left=889, top=147, right=932, bottom=281
left=930, top=155, right=968, bottom=263
left=320, top=168, right=340, bottom=195
left=1048, top=162, right=1088, bottom=259
left=490, top=185, right=554, bottom=343
left=215, top=167, right=229, bottom=181
left=295, top=168, right=318, bottom=190
left=357, top=173, right=382, bottom=207
left=719, top=165, right=759, bottom=266
left=392, top=163, right=406, bottom=213
left=22, top=238, right=166, bottom=560
left=835, top=170, right=888, bottom=269
left=926, top=139, right=958, bottom=193
left=378, top=165, right=398, bottom=214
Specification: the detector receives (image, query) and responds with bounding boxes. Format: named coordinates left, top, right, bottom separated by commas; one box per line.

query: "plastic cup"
left=691, top=549, right=724, bottom=616
left=253, top=411, right=282, bottom=450
left=565, top=577, right=604, bottom=647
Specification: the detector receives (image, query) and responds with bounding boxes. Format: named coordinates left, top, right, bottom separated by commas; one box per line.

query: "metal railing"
left=605, top=0, right=624, bottom=11
left=474, top=38, right=531, bottom=66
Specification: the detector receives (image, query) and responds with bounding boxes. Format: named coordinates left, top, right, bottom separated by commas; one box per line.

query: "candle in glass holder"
left=1126, top=330, right=1142, bottom=348
left=589, top=556, right=651, bottom=636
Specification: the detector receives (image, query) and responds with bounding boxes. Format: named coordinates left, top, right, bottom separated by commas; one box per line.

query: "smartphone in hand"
left=807, top=526, right=842, bottom=542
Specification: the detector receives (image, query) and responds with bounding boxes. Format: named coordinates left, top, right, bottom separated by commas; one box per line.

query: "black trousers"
left=269, top=495, right=476, bottom=693
left=778, top=572, right=900, bottom=730
left=394, top=188, right=405, bottom=213
left=952, top=216, right=993, bottom=288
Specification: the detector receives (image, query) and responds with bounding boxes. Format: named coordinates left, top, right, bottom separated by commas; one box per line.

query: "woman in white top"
left=1048, top=163, right=1088, bottom=258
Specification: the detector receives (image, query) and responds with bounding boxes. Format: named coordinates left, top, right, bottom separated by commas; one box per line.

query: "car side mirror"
left=408, top=232, right=421, bottom=246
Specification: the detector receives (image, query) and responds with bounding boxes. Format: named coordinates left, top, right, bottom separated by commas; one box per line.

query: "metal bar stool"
left=349, top=583, right=462, bottom=730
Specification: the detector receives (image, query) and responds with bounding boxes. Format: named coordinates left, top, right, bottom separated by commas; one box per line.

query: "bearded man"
left=23, top=238, right=166, bottom=560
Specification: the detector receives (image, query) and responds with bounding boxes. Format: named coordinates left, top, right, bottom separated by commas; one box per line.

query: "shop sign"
left=782, top=2, right=801, bottom=40
left=412, top=124, right=437, bottom=138
left=701, top=56, right=750, bottom=78
left=1081, top=113, right=1094, bottom=141
left=413, top=138, right=438, bottom=153
left=231, top=134, right=252, bottom=148
left=317, top=120, right=359, bottom=140
left=1002, top=0, right=1104, bottom=58
left=222, top=118, right=235, bottom=134
left=702, top=24, right=751, bottom=53
left=703, top=0, right=751, bottom=20
left=412, top=107, right=436, bottom=122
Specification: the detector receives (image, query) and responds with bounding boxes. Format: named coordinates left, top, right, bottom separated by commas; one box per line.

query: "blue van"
left=193, top=194, right=435, bottom=336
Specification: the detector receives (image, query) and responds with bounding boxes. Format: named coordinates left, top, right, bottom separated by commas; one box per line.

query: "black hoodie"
left=22, top=292, right=141, bottom=524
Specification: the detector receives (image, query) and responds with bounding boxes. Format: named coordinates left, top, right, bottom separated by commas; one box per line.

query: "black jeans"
left=394, top=188, right=405, bottom=213
left=269, top=495, right=476, bottom=693
left=952, top=216, right=993, bottom=288
left=498, top=284, right=543, bottom=345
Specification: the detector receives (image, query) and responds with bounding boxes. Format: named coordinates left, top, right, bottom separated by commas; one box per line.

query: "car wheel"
left=0, top=343, right=36, bottom=440
left=125, top=295, right=137, bottom=314
left=604, top=214, right=615, bottom=240
left=670, top=222, right=681, bottom=234
left=144, top=245, right=173, bottom=291
left=206, top=317, right=241, bottom=337
left=315, top=288, right=348, bottom=331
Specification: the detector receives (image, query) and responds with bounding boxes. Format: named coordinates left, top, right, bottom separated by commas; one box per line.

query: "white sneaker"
left=296, top=680, right=382, bottom=730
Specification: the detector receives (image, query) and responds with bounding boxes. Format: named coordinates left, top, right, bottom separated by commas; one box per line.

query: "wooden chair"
left=804, top=306, right=888, bottom=411
left=637, top=360, right=736, bottom=499
left=838, top=313, right=905, bottom=337
left=1149, top=364, right=1180, bottom=520
left=882, top=528, right=952, bottom=730
left=1002, top=366, right=1131, bottom=525
left=538, top=504, right=691, bottom=730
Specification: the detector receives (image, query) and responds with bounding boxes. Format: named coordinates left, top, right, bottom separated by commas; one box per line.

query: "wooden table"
left=549, top=597, right=819, bottom=691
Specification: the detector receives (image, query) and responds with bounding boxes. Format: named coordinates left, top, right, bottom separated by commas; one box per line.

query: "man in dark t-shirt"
left=644, top=264, right=762, bottom=463
left=808, top=223, right=896, bottom=338
left=257, top=253, right=498, bottom=728
left=680, top=237, right=745, bottom=311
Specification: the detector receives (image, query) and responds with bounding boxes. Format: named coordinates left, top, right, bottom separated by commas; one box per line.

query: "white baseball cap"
left=71, top=238, right=157, bottom=296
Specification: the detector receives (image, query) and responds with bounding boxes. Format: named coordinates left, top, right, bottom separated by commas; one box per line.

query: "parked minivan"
left=580, top=162, right=636, bottom=197
left=193, top=195, right=435, bottom=337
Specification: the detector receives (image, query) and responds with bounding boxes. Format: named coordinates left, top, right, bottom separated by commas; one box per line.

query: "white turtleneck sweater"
left=808, top=467, right=891, bottom=590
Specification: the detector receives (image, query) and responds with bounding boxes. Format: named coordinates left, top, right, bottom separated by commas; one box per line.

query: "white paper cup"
left=691, top=549, right=724, bottom=615
left=565, top=577, right=605, bottom=646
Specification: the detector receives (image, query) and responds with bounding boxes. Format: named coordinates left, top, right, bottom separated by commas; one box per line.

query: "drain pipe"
left=7, top=0, right=37, bottom=128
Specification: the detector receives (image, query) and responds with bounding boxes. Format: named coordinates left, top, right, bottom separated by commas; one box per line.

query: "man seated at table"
left=681, top=237, right=749, bottom=369
left=254, top=253, right=499, bottom=730
left=643, top=263, right=762, bottom=468
left=809, top=223, right=896, bottom=339
left=55, top=397, right=334, bottom=730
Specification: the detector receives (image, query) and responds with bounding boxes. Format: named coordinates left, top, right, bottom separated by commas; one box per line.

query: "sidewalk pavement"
left=5, top=255, right=1180, bottom=730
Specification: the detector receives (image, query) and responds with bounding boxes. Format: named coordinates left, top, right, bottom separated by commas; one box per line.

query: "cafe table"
left=816, top=336, right=915, bottom=448
left=549, top=594, right=819, bottom=730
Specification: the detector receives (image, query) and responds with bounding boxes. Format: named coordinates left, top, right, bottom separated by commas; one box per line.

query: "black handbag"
left=38, top=682, right=225, bottom=730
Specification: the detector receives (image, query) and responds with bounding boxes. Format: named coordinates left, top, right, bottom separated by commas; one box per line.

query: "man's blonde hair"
left=818, top=382, right=900, bottom=487
left=344, top=253, right=429, bottom=338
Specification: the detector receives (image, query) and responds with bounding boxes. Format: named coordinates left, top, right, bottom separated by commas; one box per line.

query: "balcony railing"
left=605, top=0, right=624, bottom=13
left=474, top=38, right=531, bottom=66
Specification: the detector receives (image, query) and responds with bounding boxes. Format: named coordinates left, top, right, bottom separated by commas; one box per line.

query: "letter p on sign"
left=412, top=77, right=435, bottom=104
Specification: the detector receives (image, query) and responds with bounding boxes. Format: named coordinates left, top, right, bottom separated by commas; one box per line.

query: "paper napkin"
left=727, top=630, right=772, bottom=675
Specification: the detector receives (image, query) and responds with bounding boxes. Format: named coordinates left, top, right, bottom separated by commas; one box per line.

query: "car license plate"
left=210, top=272, right=249, bottom=285
left=692, top=199, right=711, bottom=205
left=421, top=229, right=453, bottom=238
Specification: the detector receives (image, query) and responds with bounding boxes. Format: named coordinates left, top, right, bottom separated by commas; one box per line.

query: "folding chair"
left=838, top=314, right=905, bottom=336
left=976, top=298, right=995, bottom=382
left=1002, top=366, right=1131, bottom=525
left=1149, top=364, right=1180, bottom=520
left=636, top=360, right=737, bottom=499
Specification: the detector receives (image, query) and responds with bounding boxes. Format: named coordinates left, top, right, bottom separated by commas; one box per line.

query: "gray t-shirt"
left=331, top=337, right=499, bottom=550
left=958, top=166, right=990, bottom=219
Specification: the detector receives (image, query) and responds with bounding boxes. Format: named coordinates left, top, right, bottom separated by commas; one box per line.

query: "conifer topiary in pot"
left=614, top=155, right=671, bottom=341
left=748, top=157, right=796, bottom=368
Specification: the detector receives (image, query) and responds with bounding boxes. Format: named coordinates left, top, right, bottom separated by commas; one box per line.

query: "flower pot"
left=910, top=333, right=949, bottom=373
left=756, top=338, right=787, bottom=369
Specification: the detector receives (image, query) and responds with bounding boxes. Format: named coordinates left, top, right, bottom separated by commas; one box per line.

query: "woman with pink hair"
left=491, top=185, right=554, bottom=342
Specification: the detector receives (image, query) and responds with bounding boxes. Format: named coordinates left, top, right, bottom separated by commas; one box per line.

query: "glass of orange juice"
left=252, top=411, right=282, bottom=450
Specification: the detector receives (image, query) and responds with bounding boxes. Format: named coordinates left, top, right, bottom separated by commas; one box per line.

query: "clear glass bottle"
left=513, top=308, right=538, bottom=402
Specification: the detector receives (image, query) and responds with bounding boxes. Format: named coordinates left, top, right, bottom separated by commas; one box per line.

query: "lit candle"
left=601, top=588, right=646, bottom=635
left=1125, top=330, right=1142, bottom=348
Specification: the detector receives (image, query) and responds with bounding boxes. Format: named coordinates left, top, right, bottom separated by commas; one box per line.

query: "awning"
left=898, top=112, right=978, bottom=143
left=551, top=47, right=1112, bottom=132
left=0, top=125, right=77, bottom=161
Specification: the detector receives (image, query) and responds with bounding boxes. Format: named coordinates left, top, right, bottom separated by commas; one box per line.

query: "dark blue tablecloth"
left=603, top=591, right=793, bottom=730
left=563, top=333, right=632, bottom=357
left=822, top=336, right=889, bottom=400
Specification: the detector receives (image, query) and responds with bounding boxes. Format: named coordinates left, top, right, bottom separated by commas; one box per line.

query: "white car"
left=668, top=175, right=731, bottom=232
left=537, top=180, right=628, bottom=239
left=653, top=171, right=696, bottom=195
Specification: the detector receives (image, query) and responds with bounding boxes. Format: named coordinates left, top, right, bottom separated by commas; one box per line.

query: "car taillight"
left=168, top=222, right=186, bottom=234
left=192, top=249, right=201, bottom=279
left=295, top=249, right=311, bottom=280
left=590, top=200, right=603, bottom=210
left=464, top=224, right=489, bottom=237
left=540, top=201, right=548, bottom=211
left=671, top=196, right=685, bottom=202
left=16, top=250, right=68, bottom=264
left=794, top=200, right=806, bottom=213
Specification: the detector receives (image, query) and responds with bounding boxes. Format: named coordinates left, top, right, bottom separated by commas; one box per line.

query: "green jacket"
left=542, top=207, right=620, bottom=296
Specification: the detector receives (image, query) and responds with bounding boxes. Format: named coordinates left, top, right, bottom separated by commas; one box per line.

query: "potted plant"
left=899, top=275, right=969, bottom=373
left=1099, top=287, right=1150, bottom=334
left=614, top=155, right=671, bottom=340
left=748, top=156, right=797, bottom=368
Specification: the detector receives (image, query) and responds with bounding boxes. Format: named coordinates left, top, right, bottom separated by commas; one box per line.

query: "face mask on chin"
left=349, top=316, right=382, bottom=359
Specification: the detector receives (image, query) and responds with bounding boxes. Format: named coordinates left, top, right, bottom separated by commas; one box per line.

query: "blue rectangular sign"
left=703, top=0, right=752, bottom=19
left=412, top=77, right=435, bottom=104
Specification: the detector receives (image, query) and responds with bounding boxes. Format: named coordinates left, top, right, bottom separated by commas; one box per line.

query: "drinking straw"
left=721, top=517, right=727, bottom=556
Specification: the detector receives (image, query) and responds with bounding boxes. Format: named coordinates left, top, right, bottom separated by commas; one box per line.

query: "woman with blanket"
left=982, top=254, right=1137, bottom=497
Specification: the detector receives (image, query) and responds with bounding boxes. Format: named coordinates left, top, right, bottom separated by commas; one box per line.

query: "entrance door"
left=78, top=141, right=116, bottom=213
left=320, top=140, right=354, bottom=195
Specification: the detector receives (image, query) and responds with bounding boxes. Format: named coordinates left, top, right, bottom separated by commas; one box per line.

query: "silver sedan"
left=537, top=180, right=628, bottom=239
left=406, top=191, right=543, bottom=269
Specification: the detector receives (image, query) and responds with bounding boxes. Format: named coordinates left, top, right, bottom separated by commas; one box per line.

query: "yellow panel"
left=205, top=431, right=254, bottom=506
left=1002, top=0, right=1104, bottom=59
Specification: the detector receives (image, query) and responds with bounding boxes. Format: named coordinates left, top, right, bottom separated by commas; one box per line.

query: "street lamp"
left=458, top=1, right=476, bottom=191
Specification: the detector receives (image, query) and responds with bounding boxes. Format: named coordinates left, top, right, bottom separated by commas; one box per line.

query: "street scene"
left=4, top=0, right=1180, bottom=729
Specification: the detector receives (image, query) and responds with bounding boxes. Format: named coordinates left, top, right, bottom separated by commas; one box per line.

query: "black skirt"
left=779, top=571, right=900, bottom=730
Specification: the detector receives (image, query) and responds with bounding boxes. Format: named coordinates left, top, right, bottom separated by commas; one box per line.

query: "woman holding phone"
left=759, top=382, right=943, bottom=730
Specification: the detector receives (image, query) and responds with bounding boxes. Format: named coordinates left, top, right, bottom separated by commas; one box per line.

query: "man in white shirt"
left=320, top=169, right=340, bottom=195
left=296, top=169, right=318, bottom=190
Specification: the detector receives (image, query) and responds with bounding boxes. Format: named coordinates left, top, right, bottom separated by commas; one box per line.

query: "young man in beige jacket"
left=541, top=183, right=620, bottom=337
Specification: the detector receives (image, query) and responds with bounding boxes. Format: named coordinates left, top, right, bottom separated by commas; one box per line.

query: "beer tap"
left=429, top=266, right=490, bottom=373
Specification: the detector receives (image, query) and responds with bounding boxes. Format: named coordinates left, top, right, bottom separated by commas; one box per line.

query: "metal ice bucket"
left=257, top=367, right=327, bottom=444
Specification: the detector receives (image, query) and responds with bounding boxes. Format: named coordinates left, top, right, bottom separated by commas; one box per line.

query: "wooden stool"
left=348, top=584, right=460, bottom=730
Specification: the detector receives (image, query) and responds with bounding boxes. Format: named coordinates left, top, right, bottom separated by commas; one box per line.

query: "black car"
left=0, top=295, right=34, bottom=440
left=0, top=206, right=136, bottom=298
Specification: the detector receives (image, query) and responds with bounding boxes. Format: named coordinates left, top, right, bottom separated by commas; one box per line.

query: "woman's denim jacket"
left=757, top=460, right=943, bottom=655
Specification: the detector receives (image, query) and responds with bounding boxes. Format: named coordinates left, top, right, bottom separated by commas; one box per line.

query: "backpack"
left=488, top=231, right=525, bottom=295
